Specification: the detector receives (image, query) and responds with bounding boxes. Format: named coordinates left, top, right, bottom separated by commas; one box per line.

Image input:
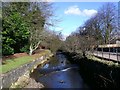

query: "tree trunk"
left=29, top=45, right=33, bottom=55
left=29, top=41, right=41, bottom=55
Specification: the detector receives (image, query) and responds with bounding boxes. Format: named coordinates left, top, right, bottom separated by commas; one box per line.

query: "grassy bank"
left=63, top=52, right=120, bottom=88
left=0, top=50, right=51, bottom=74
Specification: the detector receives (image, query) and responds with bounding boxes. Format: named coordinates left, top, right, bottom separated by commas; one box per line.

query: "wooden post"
left=109, top=47, right=110, bottom=60
left=102, top=47, right=103, bottom=60
left=116, top=47, right=118, bottom=63
left=97, top=47, right=98, bottom=56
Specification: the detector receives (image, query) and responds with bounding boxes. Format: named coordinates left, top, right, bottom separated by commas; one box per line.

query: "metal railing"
left=92, top=49, right=120, bottom=63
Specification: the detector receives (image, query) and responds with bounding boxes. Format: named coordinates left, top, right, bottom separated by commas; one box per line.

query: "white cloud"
left=64, top=5, right=97, bottom=17
left=64, top=5, right=81, bottom=15
left=83, top=9, right=97, bottom=17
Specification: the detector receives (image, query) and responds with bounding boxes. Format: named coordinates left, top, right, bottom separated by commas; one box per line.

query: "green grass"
left=0, top=56, right=32, bottom=73
left=0, top=50, right=51, bottom=74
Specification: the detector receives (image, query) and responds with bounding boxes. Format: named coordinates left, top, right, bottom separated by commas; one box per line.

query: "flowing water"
left=30, top=52, right=89, bottom=88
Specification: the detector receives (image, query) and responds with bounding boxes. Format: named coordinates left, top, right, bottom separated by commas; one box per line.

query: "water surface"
left=30, top=52, right=89, bottom=88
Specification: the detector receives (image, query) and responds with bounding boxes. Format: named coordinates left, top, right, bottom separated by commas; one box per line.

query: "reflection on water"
left=41, top=54, right=71, bottom=69
left=42, top=64, right=49, bottom=69
left=30, top=53, right=89, bottom=88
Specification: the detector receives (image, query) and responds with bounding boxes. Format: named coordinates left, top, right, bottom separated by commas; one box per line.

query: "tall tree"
left=64, top=3, right=117, bottom=56
left=28, top=2, right=53, bottom=55
left=2, top=2, right=54, bottom=55
left=98, top=3, right=117, bottom=44
left=2, top=2, right=30, bottom=55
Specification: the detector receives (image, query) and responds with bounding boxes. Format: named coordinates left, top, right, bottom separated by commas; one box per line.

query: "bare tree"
left=98, top=3, right=117, bottom=44
left=28, top=2, right=54, bottom=55
left=64, top=3, right=117, bottom=57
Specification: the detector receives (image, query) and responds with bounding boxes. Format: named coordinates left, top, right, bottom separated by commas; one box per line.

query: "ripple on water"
left=30, top=54, right=89, bottom=88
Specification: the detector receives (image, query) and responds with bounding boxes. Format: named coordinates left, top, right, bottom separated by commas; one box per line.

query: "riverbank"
left=63, top=51, right=120, bottom=88
left=10, top=71, right=44, bottom=88
left=1, top=50, right=51, bottom=74
left=1, top=50, right=53, bottom=89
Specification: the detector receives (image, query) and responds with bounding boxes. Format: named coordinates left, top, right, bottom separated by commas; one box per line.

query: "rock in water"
left=59, top=80, right=65, bottom=83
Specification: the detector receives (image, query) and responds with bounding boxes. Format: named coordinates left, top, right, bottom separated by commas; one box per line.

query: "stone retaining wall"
left=1, top=53, right=53, bottom=88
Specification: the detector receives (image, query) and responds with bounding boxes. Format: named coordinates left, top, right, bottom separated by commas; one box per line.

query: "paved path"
left=93, top=52, right=120, bottom=62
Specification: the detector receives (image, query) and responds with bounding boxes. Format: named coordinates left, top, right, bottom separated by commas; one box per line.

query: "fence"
left=92, top=45, right=120, bottom=62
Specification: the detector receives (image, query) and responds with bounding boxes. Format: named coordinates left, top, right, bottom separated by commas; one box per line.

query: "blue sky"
left=49, top=1, right=118, bottom=39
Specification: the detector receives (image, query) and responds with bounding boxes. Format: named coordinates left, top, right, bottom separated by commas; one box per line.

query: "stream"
left=30, top=52, right=89, bottom=88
